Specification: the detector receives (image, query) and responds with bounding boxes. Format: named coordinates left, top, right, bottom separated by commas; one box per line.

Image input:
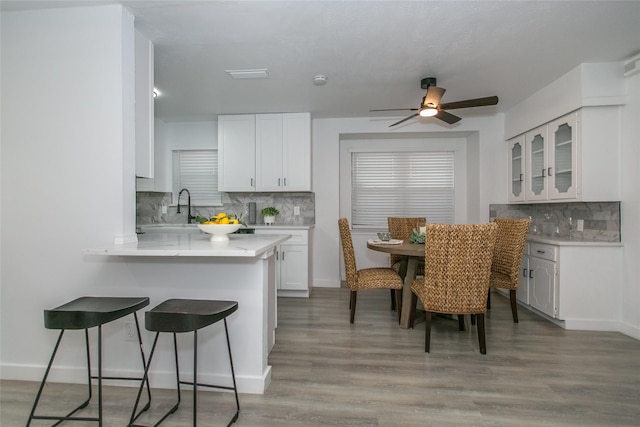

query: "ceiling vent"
left=624, top=54, right=640, bottom=78
left=225, top=69, right=270, bottom=79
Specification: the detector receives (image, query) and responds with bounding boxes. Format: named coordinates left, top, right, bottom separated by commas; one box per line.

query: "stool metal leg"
left=27, top=329, right=100, bottom=426
left=224, top=318, right=240, bottom=426
left=129, top=332, right=181, bottom=427
left=172, top=332, right=182, bottom=410
left=193, top=330, right=198, bottom=427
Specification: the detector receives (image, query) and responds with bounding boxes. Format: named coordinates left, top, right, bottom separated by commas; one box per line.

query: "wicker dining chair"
left=338, top=218, right=404, bottom=324
left=387, top=217, right=426, bottom=311
left=488, top=217, right=531, bottom=323
left=410, top=223, right=498, bottom=354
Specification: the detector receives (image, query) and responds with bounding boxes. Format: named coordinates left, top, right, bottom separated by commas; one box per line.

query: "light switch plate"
left=294, top=206, right=300, bottom=215
left=576, top=219, right=584, bottom=232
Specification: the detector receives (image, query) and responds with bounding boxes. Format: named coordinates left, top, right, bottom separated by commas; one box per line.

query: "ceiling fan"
left=371, top=77, right=499, bottom=127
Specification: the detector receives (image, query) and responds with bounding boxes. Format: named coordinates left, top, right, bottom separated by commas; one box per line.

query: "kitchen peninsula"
left=82, top=232, right=291, bottom=394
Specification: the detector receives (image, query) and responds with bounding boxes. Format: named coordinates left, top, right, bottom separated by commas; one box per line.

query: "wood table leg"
left=399, top=257, right=417, bottom=329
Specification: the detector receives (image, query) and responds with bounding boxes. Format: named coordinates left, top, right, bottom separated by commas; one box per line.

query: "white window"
left=351, top=151, right=455, bottom=227
left=339, top=135, right=467, bottom=229
left=172, top=150, right=222, bottom=206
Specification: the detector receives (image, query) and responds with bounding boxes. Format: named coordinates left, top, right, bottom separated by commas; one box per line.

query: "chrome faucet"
left=176, top=188, right=195, bottom=224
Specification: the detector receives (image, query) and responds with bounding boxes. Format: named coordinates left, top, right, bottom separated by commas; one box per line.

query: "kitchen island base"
left=83, top=233, right=289, bottom=394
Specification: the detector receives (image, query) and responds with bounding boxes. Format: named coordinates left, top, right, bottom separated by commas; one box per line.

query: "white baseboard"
left=312, top=280, right=341, bottom=288
left=562, top=318, right=620, bottom=332
left=618, top=322, right=640, bottom=340
left=0, top=363, right=270, bottom=394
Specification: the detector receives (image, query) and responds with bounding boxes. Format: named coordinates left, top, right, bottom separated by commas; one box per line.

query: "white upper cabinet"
left=547, top=113, right=579, bottom=200
left=218, top=115, right=256, bottom=191
left=134, top=29, right=154, bottom=178
left=281, top=113, right=311, bottom=191
left=507, top=135, right=526, bottom=202
left=219, top=113, right=311, bottom=192
left=525, top=125, right=549, bottom=201
left=256, top=114, right=284, bottom=191
left=508, top=111, right=582, bottom=203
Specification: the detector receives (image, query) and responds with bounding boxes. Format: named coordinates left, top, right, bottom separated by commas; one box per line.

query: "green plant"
left=261, top=207, right=279, bottom=217
left=409, top=229, right=426, bottom=244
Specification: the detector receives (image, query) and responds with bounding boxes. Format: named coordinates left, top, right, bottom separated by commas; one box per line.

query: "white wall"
left=619, top=69, right=640, bottom=339
left=311, top=115, right=505, bottom=287
left=1, top=5, right=142, bottom=382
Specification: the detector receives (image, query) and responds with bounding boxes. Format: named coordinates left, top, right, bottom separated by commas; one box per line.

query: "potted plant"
left=261, top=207, right=279, bottom=225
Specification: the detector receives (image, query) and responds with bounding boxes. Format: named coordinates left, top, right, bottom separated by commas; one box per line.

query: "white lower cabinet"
left=508, top=239, right=622, bottom=331
left=254, top=228, right=311, bottom=297
left=517, top=242, right=557, bottom=318
left=515, top=243, right=530, bottom=305
left=527, top=250, right=557, bottom=318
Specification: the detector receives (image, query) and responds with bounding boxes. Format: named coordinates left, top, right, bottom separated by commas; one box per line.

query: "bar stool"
left=27, top=296, right=152, bottom=426
left=129, top=299, right=240, bottom=427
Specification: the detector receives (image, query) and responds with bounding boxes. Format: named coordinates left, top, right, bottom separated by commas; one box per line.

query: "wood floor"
left=3, top=288, right=640, bottom=426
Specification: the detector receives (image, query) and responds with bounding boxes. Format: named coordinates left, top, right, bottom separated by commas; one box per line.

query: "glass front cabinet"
left=507, top=111, right=579, bottom=203
left=507, top=135, right=526, bottom=202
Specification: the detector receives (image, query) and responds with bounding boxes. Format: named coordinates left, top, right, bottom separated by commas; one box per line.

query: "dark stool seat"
left=45, top=296, right=151, bottom=329
left=145, top=299, right=238, bottom=333
left=129, top=299, right=240, bottom=427
left=27, top=296, right=152, bottom=426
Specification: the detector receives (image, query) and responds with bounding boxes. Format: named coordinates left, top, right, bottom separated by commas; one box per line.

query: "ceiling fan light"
left=419, top=108, right=438, bottom=117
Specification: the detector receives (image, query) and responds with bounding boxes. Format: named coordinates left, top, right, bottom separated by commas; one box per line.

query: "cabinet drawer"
left=255, top=228, right=308, bottom=244
left=529, top=242, right=557, bottom=261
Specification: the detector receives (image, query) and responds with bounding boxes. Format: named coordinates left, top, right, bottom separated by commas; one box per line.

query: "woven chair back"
left=422, top=223, right=498, bottom=314
left=338, top=218, right=358, bottom=289
left=492, top=218, right=531, bottom=285
left=387, top=217, right=426, bottom=266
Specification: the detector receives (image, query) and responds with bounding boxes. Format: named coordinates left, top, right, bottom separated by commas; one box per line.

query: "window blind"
left=351, top=151, right=454, bottom=227
left=173, top=150, right=222, bottom=206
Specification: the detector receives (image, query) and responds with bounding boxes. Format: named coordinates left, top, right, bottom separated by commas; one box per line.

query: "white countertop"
left=83, top=233, right=291, bottom=257
left=527, top=235, right=623, bottom=247
left=139, top=224, right=314, bottom=232
left=251, top=224, right=314, bottom=230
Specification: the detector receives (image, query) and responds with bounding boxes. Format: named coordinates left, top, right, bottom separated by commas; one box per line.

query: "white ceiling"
left=3, top=1, right=640, bottom=124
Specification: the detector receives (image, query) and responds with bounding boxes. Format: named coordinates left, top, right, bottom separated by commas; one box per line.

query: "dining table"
left=366, top=239, right=425, bottom=329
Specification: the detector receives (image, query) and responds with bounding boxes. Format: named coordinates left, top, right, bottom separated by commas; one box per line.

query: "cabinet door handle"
left=284, top=177, right=287, bottom=186
left=282, top=251, right=285, bottom=261
left=529, top=270, right=534, bottom=279
left=276, top=251, right=279, bottom=261
left=542, top=168, right=546, bottom=178
left=519, top=173, right=524, bottom=182
left=548, top=167, right=552, bottom=176
left=523, top=268, right=527, bottom=277
left=251, top=178, right=254, bottom=187
left=278, top=178, right=281, bottom=187
left=536, top=250, right=546, bottom=254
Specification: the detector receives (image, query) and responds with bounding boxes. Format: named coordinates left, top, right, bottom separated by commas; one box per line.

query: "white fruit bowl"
left=197, top=223, right=242, bottom=242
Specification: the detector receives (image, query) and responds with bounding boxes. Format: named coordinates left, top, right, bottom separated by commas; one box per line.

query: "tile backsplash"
left=137, top=192, right=315, bottom=226
left=489, top=201, right=621, bottom=242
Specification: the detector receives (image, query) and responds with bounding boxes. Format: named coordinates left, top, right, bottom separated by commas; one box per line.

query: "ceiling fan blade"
left=370, top=108, right=418, bottom=112
left=439, top=96, right=499, bottom=110
left=422, top=86, right=446, bottom=108
left=389, top=113, right=419, bottom=127
left=435, top=110, right=461, bottom=124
